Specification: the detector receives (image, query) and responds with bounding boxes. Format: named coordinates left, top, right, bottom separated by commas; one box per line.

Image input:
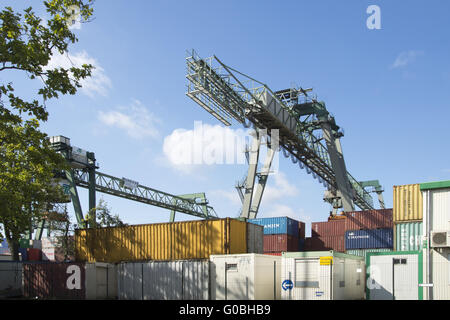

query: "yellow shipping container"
left=75, top=218, right=250, bottom=263
left=393, top=184, right=423, bottom=222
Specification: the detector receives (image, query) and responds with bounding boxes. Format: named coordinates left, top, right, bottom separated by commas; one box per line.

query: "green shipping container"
left=19, top=239, right=32, bottom=248
left=394, top=221, right=423, bottom=251
left=346, top=248, right=392, bottom=259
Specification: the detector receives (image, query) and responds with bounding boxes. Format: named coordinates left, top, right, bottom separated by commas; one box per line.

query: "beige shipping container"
left=393, top=184, right=423, bottom=222
left=75, top=218, right=262, bottom=263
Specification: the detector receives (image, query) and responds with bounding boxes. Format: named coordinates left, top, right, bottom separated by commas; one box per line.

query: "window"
left=295, top=259, right=319, bottom=288
left=225, top=263, right=238, bottom=272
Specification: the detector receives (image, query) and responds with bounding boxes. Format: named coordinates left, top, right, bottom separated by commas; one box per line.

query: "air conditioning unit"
left=430, top=231, right=450, bottom=248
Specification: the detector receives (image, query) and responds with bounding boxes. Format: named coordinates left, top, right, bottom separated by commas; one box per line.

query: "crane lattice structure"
left=33, top=135, right=218, bottom=239
left=185, top=49, right=383, bottom=218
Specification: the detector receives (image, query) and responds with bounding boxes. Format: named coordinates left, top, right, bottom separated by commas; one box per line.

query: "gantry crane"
left=185, top=49, right=384, bottom=218
left=33, top=135, right=218, bottom=239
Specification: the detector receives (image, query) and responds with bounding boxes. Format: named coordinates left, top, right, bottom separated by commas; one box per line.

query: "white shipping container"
left=421, top=181, right=450, bottom=300
left=117, top=260, right=209, bottom=300
left=366, top=251, right=423, bottom=300
left=281, top=251, right=365, bottom=300
left=85, top=263, right=117, bottom=300
left=209, top=253, right=281, bottom=300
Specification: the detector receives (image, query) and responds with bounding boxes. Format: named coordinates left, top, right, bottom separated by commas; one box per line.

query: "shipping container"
left=281, top=251, right=365, bottom=300
left=311, top=219, right=346, bottom=237
left=345, top=248, right=392, bottom=259
left=248, top=217, right=299, bottom=236
left=27, top=248, right=42, bottom=261
left=118, top=260, right=209, bottom=300
left=0, top=262, right=22, bottom=298
left=18, top=248, right=28, bottom=261
left=345, top=229, right=393, bottom=250
left=76, top=218, right=262, bottom=263
left=304, top=236, right=345, bottom=252
left=344, top=209, right=393, bottom=231
left=263, top=234, right=298, bottom=253
left=298, top=221, right=306, bottom=239
left=247, top=223, right=264, bottom=254
left=210, top=253, right=281, bottom=300
left=264, top=252, right=282, bottom=256
left=366, top=251, right=423, bottom=300
left=395, top=222, right=423, bottom=251
left=19, top=239, right=32, bottom=248
left=298, top=238, right=305, bottom=251
left=0, top=239, right=9, bottom=255
left=420, top=180, right=450, bottom=300
left=23, top=262, right=117, bottom=300
left=393, top=184, right=423, bottom=222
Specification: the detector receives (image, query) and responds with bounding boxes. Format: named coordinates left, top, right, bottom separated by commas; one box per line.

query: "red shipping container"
left=27, top=248, right=42, bottom=261
left=304, top=236, right=345, bottom=252
left=344, top=209, right=393, bottom=231
left=311, top=219, right=346, bottom=237
left=298, top=221, right=306, bottom=239
left=264, top=252, right=282, bottom=256
left=263, top=234, right=298, bottom=252
left=23, top=262, right=86, bottom=299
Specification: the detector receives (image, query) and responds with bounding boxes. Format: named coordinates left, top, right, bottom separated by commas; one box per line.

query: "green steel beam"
left=66, top=169, right=85, bottom=227
left=73, top=170, right=217, bottom=220
left=169, top=193, right=210, bottom=222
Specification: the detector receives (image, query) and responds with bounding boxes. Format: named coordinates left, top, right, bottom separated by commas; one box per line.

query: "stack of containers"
left=248, top=217, right=305, bottom=254
left=393, top=184, right=424, bottom=251
left=344, top=209, right=394, bottom=256
left=306, top=218, right=346, bottom=252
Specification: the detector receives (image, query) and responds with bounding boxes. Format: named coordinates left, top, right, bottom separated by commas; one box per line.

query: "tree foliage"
left=85, top=198, right=126, bottom=228
left=0, top=0, right=95, bottom=260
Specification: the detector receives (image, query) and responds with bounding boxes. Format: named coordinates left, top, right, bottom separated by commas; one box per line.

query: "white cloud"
left=98, top=99, right=161, bottom=139
left=45, top=50, right=112, bottom=98
left=162, top=123, right=250, bottom=174
left=391, top=50, right=424, bottom=69
left=209, top=189, right=242, bottom=207
left=261, top=171, right=299, bottom=203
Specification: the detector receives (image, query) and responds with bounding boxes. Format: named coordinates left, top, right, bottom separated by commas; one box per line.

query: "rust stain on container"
left=393, top=184, right=423, bottom=222
left=75, top=218, right=252, bottom=263
left=23, top=262, right=86, bottom=299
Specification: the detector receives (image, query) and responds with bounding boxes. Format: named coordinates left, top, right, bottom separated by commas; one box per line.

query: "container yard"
left=1, top=2, right=449, bottom=307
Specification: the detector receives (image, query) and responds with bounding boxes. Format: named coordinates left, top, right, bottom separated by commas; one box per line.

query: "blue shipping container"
left=0, top=239, right=10, bottom=255
left=248, top=217, right=299, bottom=236
left=345, top=229, right=393, bottom=250
left=298, top=238, right=305, bottom=251
left=19, top=247, right=28, bottom=261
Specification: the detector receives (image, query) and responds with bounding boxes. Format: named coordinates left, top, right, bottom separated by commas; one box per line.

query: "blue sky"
left=3, top=1, right=450, bottom=237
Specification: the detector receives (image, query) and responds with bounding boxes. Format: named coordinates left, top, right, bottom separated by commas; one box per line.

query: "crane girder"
left=185, top=49, right=377, bottom=213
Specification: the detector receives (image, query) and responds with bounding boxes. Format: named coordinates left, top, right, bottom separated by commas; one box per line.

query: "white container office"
left=118, top=260, right=209, bottom=300
left=209, top=253, right=281, bottom=300
left=366, top=251, right=423, bottom=300
left=281, top=251, right=365, bottom=300
left=421, top=180, right=450, bottom=300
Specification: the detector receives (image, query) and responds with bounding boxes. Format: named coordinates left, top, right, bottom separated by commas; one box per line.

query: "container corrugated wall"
left=75, top=218, right=253, bottom=263
left=304, top=236, right=345, bottom=252
left=311, top=219, right=346, bottom=237
left=23, top=262, right=86, bottom=299
left=248, top=217, right=299, bottom=236
left=344, top=209, right=393, bottom=230
left=263, top=234, right=298, bottom=252
left=345, top=229, right=393, bottom=250
left=394, top=222, right=423, bottom=251
left=118, top=260, right=209, bottom=300
left=393, top=184, right=423, bottom=222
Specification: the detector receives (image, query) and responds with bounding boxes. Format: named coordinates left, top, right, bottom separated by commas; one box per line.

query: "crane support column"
left=65, top=169, right=85, bottom=227
left=320, top=119, right=354, bottom=213
left=241, top=131, right=261, bottom=219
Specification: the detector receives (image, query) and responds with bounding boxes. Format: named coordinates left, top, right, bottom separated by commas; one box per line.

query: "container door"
left=224, top=262, right=250, bottom=300
left=393, top=256, right=418, bottom=300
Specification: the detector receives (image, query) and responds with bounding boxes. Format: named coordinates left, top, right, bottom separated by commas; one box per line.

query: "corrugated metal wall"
left=76, top=218, right=255, bottom=263
left=0, top=262, right=22, bottom=298
left=117, top=260, right=209, bottom=300
left=395, top=222, right=423, bottom=251
left=346, top=248, right=392, bottom=259
left=393, top=184, right=423, bottom=222
left=263, top=234, right=298, bottom=252
left=311, top=219, right=346, bottom=237
left=345, top=229, right=393, bottom=250
left=344, top=209, right=393, bottom=230
left=248, top=217, right=299, bottom=236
